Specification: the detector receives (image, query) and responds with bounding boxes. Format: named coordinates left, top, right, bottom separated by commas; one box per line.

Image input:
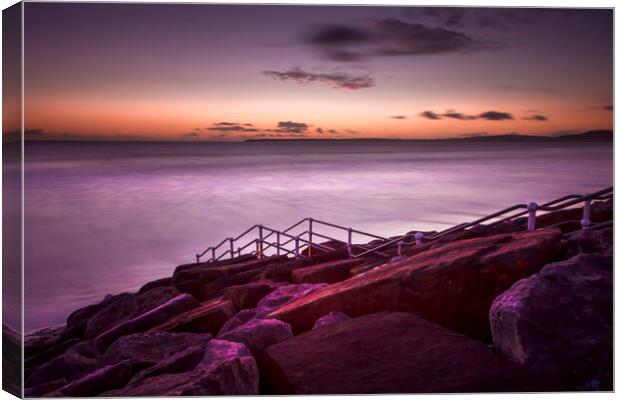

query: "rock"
left=490, top=254, right=612, bottom=390
left=312, top=311, right=350, bottom=330
left=148, top=297, right=236, bottom=336
left=101, top=331, right=211, bottom=367
left=65, top=340, right=100, bottom=359
left=261, top=312, right=540, bottom=394
left=252, top=258, right=312, bottom=283
left=223, top=282, right=282, bottom=310
left=200, top=268, right=269, bottom=301
left=139, top=277, right=173, bottom=294
left=94, top=293, right=200, bottom=352
left=561, top=227, right=612, bottom=258
left=218, top=319, right=293, bottom=357
left=129, top=343, right=208, bottom=384
left=24, top=325, right=67, bottom=359
left=269, top=229, right=562, bottom=339
left=218, top=309, right=258, bottom=336
left=291, top=259, right=366, bottom=284
left=300, top=239, right=348, bottom=257
left=3, top=324, right=22, bottom=397
left=24, top=378, right=68, bottom=397
left=173, top=254, right=256, bottom=276
left=255, top=283, right=328, bottom=317
left=172, top=255, right=288, bottom=299
left=101, top=340, right=259, bottom=396
left=25, top=352, right=98, bottom=388
left=25, top=337, right=80, bottom=370
left=83, top=287, right=180, bottom=339
left=51, top=360, right=134, bottom=397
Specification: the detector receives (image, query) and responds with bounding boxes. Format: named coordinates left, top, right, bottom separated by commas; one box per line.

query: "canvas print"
left=1, top=1, right=614, bottom=397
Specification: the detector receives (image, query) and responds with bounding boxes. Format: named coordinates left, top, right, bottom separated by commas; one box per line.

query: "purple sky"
left=16, top=3, right=613, bottom=140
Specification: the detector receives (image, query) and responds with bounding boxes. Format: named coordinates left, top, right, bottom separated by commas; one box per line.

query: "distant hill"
left=245, top=130, right=613, bottom=143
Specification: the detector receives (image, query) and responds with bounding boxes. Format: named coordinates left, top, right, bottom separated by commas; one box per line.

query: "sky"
left=12, top=3, right=615, bottom=141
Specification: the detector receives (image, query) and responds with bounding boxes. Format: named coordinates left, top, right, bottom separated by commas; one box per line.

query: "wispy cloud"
left=389, top=115, right=407, bottom=119
left=419, top=109, right=513, bottom=121
left=522, top=114, right=549, bottom=121
left=262, top=68, right=375, bottom=90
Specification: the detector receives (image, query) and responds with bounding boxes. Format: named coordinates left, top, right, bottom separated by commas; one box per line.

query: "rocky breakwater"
left=23, top=202, right=612, bottom=395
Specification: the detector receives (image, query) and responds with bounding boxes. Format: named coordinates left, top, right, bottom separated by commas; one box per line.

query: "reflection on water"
left=22, top=141, right=613, bottom=330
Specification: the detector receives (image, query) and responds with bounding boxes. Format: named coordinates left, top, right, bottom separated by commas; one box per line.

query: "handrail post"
left=295, top=236, right=301, bottom=258
left=211, top=248, right=216, bottom=261
left=276, top=232, right=281, bottom=255
left=196, top=254, right=200, bottom=264
left=237, top=247, right=241, bottom=257
left=229, top=237, right=234, bottom=259
left=397, top=241, right=404, bottom=256
left=581, top=198, right=592, bottom=228
left=258, top=225, right=264, bottom=258
left=527, top=202, right=538, bottom=231
left=308, top=218, right=314, bottom=256
left=415, top=232, right=423, bottom=246
left=347, top=227, right=353, bottom=257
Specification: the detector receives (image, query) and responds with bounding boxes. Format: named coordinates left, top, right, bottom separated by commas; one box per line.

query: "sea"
left=2, top=140, right=613, bottom=330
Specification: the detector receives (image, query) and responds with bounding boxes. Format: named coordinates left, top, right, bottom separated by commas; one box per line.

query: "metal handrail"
left=195, top=186, right=612, bottom=263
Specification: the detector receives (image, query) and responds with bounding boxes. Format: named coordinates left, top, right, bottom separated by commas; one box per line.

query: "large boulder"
left=94, top=293, right=200, bottom=352
left=200, top=268, right=269, bottom=301
left=172, top=256, right=287, bottom=299
left=138, top=277, right=173, bottom=294
left=261, top=312, right=540, bottom=394
left=82, top=287, right=181, bottom=339
left=223, top=282, right=282, bottom=310
left=218, top=309, right=259, bottom=336
left=101, top=331, right=210, bottom=367
left=561, top=227, right=612, bottom=258
left=218, top=319, right=293, bottom=357
left=490, top=254, right=612, bottom=390
left=101, top=340, right=259, bottom=396
left=148, top=297, right=236, bottom=336
left=269, top=229, right=562, bottom=340
left=291, top=259, right=367, bottom=284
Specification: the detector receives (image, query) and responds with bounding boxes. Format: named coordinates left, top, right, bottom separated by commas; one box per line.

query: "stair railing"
left=195, top=186, right=612, bottom=263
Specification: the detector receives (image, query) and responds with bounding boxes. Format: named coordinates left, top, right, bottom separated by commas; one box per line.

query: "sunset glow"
left=20, top=4, right=613, bottom=141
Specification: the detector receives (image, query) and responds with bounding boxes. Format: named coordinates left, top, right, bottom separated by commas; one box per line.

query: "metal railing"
left=195, top=186, right=612, bottom=263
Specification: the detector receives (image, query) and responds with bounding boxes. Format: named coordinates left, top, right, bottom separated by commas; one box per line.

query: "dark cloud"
left=389, top=115, right=407, bottom=119
left=303, top=18, right=492, bottom=62
left=262, top=68, right=375, bottom=90
left=328, top=129, right=338, bottom=134
left=478, top=111, right=513, bottom=121
left=403, top=7, right=536, bottom=30
left=522, top=114, right=549, bottom=121
left=207, top=122, right=259, bottom=133
left=419, top=111, right=442, bottom=120
left=442, top=110, right=477, bottom=120
left=265, top=120, right=310, bottom=135
left=419, top=109, right=513, bottom=121
left=316, top=127, right=324, bottom=134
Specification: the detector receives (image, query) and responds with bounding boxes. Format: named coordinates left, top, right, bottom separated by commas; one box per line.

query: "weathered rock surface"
left=200, top=268, right=269, bottom=301
left=218, top=309, right=258, bottom=336
left=25, top=352, right=98, bottom=388
left=490, top=254, right=612, bottom=390
left=82, top=287, right=181, bottom=339
left=218, top=318, right=293, bottom=357
left=172, top=256, right=287, bottom=299
left=101, top=331, right=210, bottom=367
left=312, top=311, right=350, bottom=330
left=255, top=283, right=328, bottom=317
left=561, top=227, right=613, bottom=258
left=50, top=360, right=134, bottom=397
left=94, top=293, right=200, bottom=352
left=102, top=340, right=259, bottom=396
left=261, top=312, right=540, bottom=394
left=223, top=282, right=282, bottom=310
left=291, top=258, right=367, bottom=284
left=148, top=297, right=236, bottom=336
left=138, top=277, right=173, bottom=294
left=269, top=229, right=562, bottom=339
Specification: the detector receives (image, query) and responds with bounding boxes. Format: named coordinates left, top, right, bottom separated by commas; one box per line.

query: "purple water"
left=21, top=141, right=612, bottom=330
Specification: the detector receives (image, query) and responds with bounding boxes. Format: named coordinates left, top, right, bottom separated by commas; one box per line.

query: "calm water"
left=17, top=141, right=612, bottom=330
